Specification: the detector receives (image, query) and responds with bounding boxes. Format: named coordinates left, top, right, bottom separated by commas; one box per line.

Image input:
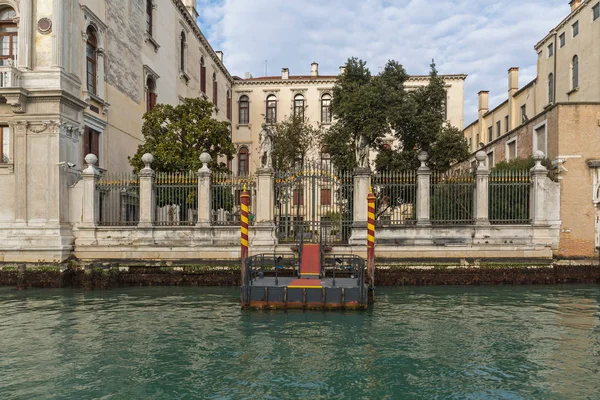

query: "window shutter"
left=91, top=130, right=100, bottom=164
left=150, top=92, right=158, bottom=111
left=83, top=126, right=90, bottom=165
left=227, top=96, right=231, bottom=120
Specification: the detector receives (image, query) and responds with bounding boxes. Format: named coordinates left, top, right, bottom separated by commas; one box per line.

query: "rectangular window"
left=572, top=20, right=579, bottom=37
left=594, top=3, right=600, bottom=21
left=505, top=115, right=509, bottom=133
left=534, top=124, right=547, bottom=156
left=476, top=133, right=480, bottom=148
left=321, top=188, right=332, bottom=206
left=293, top=189, right=304, bottom=206
left=0, top=126, right=8, bottom=163
left=559, top=33, right=566, bottom=48
left=547, top=43, right=554, bottom=57
left=488, top=126, right=493, bottom=142
left=496, top=121, right=501, bottom=138
left=487, top=152, right=495, bottom=168
left=83, top=127, right=100, bottom=165
left=521, top=105, right=527, bottom=123
left=200, top=64, right=206, bottom=93
left=146, top=0, right=153, bottom=35
left=506, top=139, right=517, bottom=161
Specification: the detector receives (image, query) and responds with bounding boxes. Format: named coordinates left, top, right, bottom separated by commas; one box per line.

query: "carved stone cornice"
left=2, top=92, right=27, bottom=113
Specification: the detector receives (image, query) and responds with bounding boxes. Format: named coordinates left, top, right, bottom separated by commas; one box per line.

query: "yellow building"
left=462, top=0, right=600, bottom=258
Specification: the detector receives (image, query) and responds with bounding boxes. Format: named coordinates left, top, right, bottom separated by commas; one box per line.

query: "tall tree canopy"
left=129, top=98, right=234, bottom=173
left=324, top=58, right=469, bottom=172
left=271, top=110, right=322, bottom=171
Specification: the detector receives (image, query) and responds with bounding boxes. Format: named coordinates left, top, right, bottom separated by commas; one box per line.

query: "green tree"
left=383, top=61, right=470, bottom=172
left=323, top=58, right=397, bottom=171
left=271, top=110, right=322, bottom=171
left=129, top=98, right=234, bottom=173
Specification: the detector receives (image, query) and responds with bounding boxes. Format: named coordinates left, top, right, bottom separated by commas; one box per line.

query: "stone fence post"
left=81, top=154, right=99, bottom=227
left=251, top=167, right=277, bottom=245
left=138, top=153, right=156, bottom=228
left=196, top=152, right=212, bottom=227
left=416, top=151, right=431, bottom=226
left=530, top=150, right=548, bottom=226
left=350, top=167, right=371, bottom=245
left=474, top=151, right=490, bottom=225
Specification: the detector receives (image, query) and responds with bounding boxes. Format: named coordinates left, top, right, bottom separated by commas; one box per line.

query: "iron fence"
left=212, top=173, right=255, bottom=226
left=97, top=172, right=140, bottom=226
left=489, top=169, right=531, bottom=224
left=372, top=170, right=417, bottom=226
left=275, top=162, right=353, bottom=244
left=155, top=172, right=197, bottom=226
left=430, top=170, right=475, bottom=225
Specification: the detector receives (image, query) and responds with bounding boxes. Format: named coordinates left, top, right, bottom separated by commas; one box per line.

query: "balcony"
left=0, top=64, right=21, bottom=88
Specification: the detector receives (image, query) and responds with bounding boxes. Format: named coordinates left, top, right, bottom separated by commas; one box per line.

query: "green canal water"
left=1, top=286, right=599, bottom=399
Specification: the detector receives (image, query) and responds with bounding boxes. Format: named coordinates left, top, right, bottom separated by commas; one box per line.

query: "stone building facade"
left=462, top=0, right=600, bottom=258
left=0, top=0, right=232, bottom=261
left=232, top=65, right=466, bottom=175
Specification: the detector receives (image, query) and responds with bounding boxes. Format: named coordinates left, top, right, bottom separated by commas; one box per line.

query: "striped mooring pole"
left=367, top=187, right=376, bottom=287
left=240, top=185, right=250, bottom=297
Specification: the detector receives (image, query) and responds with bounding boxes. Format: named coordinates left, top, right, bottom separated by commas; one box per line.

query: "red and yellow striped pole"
left=240, top=185, right=250, bottom=291
left=367, top=187, right=376, bottom=286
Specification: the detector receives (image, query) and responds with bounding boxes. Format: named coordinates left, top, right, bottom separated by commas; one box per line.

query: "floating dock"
left=242, top=244, right=371, bottom=310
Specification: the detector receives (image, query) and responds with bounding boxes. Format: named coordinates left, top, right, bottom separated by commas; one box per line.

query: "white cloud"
left=197, top=0, right=568, bottom=124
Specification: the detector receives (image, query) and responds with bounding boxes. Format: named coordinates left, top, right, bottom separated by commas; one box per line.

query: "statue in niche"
left=355, top=134, right=369, bottom=169
left=259, top=123, right=274, bottom=169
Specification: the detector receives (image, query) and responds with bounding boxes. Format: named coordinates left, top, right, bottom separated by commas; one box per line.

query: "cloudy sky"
left=196, top=0, right=568, bottom=124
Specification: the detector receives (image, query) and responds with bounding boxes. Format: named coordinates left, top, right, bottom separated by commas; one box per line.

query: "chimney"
left=569, top=0, right=583, bottom=11
left=244, top=72, right=253, bottom=79
left=216, top=51, right=224, bottom=63
left=478, top=91, right=489, bottom=115
left=508, top=67, right=519, bottom=131
left=339, top=66, right=346, bottom=75
left=182, top=0, right=199, bottom=20
left=282, top=68, right=289, bottom=80
left=311, top=62, right=319, bottom=77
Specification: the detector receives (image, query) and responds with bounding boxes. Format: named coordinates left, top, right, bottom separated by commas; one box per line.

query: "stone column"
left=474, top=150, right=490, bottom=225
left=255, top=168, right=274, bottom=225
left=530, top=150, right=549, bottom=226
left=196, top=152, right=212, bottom=227
left=81, top=154, right=99, bottom=227
left=138, top=153, right=156, bottom=228
left=52, top=0, right=65, bottom=68
left=17, top=0, right=32, bottom=69
left=350, top=167, right=371, bottom=245
left=251, top=167, right=277, bottom=246
left=416, top=151, right=431, bottom=226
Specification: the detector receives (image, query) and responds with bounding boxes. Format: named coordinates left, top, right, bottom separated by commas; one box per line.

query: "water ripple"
left=0, top=285, right=599, bottom=399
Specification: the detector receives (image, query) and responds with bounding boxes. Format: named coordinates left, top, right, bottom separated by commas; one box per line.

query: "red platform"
left=299, top=244, right=321, bottom=277
left=288, top=278, right=322, bottom=289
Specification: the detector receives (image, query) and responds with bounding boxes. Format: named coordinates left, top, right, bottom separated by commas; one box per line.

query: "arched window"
left=86, top=26, right=98, bottom=94
left=212, top=72, right=218, bottom=105
left=146, top=76, right=157, bottom=112
left=0, top=7, right=17, bottom=66
left=294, top=94, right=305, bottom=119
left=200, top=56, right=206, bottom=93
left=321, top=93, right=332, bottom=123
left=238, top=146, right=249, bottom=177
left=239, top=95, right=250, bottom=124
left=548, top=73, right=554, bottom=104
left=266, top=95, right=277, bottom=124
left=180, top=31, right=186, bottom=72
left=146, top=0, right=153, bottom=35
left=572, top=55, right=579, bottom=89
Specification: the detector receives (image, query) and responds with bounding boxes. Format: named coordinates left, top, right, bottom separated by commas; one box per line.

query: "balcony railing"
left=0, top=65, right=21, bottom=88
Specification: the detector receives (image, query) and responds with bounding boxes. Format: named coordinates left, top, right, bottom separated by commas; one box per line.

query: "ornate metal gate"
left=274, top=162, right=353, bottom=244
